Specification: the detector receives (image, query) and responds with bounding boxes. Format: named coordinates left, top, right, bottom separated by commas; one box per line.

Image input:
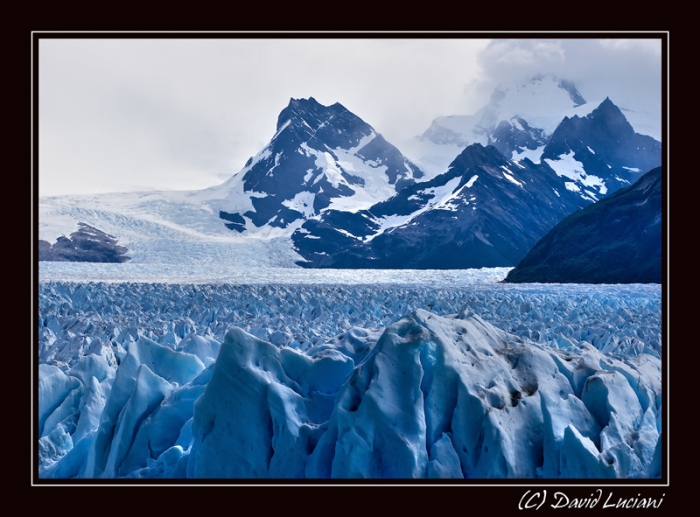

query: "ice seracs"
left=38, top=283, right=662, bottom=479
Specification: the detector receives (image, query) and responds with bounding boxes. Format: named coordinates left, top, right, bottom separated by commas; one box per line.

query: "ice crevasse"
left=39, top=309, right=661, bottom=479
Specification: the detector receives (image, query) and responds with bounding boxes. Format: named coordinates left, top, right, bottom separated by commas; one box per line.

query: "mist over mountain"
left=289, top=94, right=661, bottom=269
left=402, top=74, right=661, bottom=183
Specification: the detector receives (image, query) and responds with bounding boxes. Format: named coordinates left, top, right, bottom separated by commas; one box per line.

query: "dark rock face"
left=293, top=144, right=591, bottom=269
left=488, top=117, right=548, bottom=160
left=38, top=239, right=52, bottom=259
left=504, top=167, right=662, bottom=284
left=240, top=99, right=361, bottom=223
left=558, top=78, right=586, bottom=107
left=219, top=211, right=246, bottom=232
left=39, top=223, right=131, bottom=263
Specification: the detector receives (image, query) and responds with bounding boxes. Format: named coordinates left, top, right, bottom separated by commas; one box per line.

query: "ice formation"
left=37, top=279, right=662, bottom=479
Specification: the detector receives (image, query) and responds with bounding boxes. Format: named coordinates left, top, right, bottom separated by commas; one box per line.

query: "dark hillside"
left=505, top=167, right=662, bottom=284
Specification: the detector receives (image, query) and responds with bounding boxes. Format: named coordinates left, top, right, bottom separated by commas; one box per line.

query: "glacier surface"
left=37, top=271, right=662, bottom=480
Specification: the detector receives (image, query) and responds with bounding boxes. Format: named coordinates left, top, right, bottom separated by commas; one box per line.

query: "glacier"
left=36, top=271, right=662, bottom=480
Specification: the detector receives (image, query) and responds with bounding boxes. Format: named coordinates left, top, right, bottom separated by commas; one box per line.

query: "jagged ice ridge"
left=38, top=280, right=661, bottom=479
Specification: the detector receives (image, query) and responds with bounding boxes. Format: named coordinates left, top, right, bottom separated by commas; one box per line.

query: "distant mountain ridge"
left=405, top=74, right=660, bottom=181
left=540, top=97, right=661, bottom=198
left=292, top=143, right=592, bottom=268
left=288, top=96, right=661, bottom=269
left=411, top=75, right=592, bottom=175
left=38, top=92, right=662, bottom=272
left=420, top=75, right=588, bottom=148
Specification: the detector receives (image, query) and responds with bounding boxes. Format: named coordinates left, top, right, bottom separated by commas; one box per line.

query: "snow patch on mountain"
left=365, top=176, right=463, bottom=242
left=545, top=151, right=608, bottom=196
left=314, top=135, right=408, bottom=213
left=501, top=166, right=524, bottom=188
left=512, top=145, right=545, bottom=164
left=282, top=192, right=316, bottom=218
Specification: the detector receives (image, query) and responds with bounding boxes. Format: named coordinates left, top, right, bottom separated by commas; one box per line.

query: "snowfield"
left=36, top=269, right=662, bottom=480
left=39, top=191, right=307, bottom=267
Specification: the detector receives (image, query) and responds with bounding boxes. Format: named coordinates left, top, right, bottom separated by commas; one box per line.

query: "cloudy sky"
left=38, top=36, right=663, bottom=197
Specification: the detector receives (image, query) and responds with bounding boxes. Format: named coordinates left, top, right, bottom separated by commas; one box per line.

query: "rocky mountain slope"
left=505, top=167, right=662, bottom=284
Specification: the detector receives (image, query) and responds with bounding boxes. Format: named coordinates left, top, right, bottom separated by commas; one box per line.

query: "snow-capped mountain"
left=292, top=143, right=592, bottom=268
left=39, top=98, right=426, bottom=267
left=401, top=74, right=661, bottom=181
left=402, top=75, right=594, bottom=176
left=39, top=95, right=661, bottom=271
left=505, top=166, right=662, bottom=284
left=423, top=75, right=586, bottom=144
left=207, top=97, right=424, bottom=234
left=291, top=97, right=661, bottom=269
left=539, top=98, right=661, bottom=199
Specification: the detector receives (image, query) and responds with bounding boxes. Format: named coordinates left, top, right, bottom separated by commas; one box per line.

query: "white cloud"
left=38, top=36, right=662, bottom=197
left=473, top=38, right=662, bottom=110
left=39, top=38, right=489, bottom=196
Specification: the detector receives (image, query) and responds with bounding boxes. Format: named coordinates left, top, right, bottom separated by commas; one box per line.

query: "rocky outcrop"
left=39, top=223, right=130, bottom=263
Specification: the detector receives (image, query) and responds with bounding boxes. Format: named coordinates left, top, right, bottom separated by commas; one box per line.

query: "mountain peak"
left=588, top=97, right=631, bottom=129
left=540, top=95, right=660, bottom=195
left=597, top=97, right=618, bottom=111
left=277, top=97, right=329, bottom=130
left=449, top=142, right=507, bottom=172
left=288, top=96, right=320, bottom=106
left=218, top=98, right=423, bottom=235
left=273, top=97, right=372, bottom=150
